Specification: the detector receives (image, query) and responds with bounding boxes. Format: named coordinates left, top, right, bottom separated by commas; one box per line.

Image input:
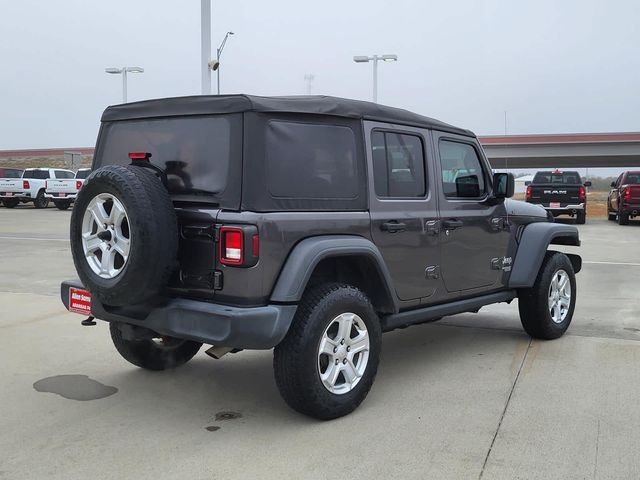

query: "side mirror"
left=610, top=181, right=616, bottom=188
left=493, top=172, right=515, bottom=199
left=524, top=181, right=531, bottom=186
left=584, top=181, right=592, bottom=187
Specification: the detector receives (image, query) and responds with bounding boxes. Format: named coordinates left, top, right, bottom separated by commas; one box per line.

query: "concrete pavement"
left=1, top=207, right=639, bottom=479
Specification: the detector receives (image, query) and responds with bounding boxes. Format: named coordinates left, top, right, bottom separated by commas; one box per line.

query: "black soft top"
left=101, top=94, right=474, bottom=137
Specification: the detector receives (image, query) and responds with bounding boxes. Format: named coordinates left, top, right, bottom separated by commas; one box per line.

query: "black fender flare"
left=509, top=222, right=582, bottom=288
left=270, top=235, right=399, bottom=312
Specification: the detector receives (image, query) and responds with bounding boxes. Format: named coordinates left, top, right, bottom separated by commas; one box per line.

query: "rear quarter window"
left=265, top=121, right=359, bottom=199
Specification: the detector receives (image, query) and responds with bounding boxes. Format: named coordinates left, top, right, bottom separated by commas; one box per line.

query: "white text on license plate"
left=69, top=287, right=92, bottom=315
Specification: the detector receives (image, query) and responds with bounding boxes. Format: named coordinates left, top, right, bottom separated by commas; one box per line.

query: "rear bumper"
left=45, top=193, right=77, bottom=200
left=60, top=279, right=297, bottom=349
left=533, top=203, right=585, bottom=215
left=620, top=203, right=640, bottom=215
left=0, top=192, right=23, bottom=198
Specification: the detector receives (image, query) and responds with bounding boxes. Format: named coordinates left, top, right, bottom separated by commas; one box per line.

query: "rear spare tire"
left=70, top=165, right=178, bottom=306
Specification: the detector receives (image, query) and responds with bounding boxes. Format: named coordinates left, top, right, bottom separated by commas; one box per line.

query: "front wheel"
left=273, top=283, right=382, bottom=420
left=518, top=252, right=576, bottom=339
left=54, top=200, right=72, bottom=210
left=1, top=198, right=19, bottom=208
left=110, top=322, right=202, bottom=371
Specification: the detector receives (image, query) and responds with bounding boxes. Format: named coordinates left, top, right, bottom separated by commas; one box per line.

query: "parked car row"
left=0, top=167, right=91, bottom=210
left=524, top=168, right=640, bottom=225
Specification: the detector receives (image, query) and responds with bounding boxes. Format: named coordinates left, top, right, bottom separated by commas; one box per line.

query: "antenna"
left=304, top=74, right=315, bottom=95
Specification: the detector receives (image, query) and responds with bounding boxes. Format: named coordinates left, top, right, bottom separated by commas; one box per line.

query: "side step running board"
left=381, top=290, right=516, bottom=333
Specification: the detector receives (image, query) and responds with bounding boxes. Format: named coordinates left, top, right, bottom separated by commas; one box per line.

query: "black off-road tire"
left=618, top=209, right=630, bottom=225
left=110, top=322, right=201, bottom=371
left=518, top=252, right=576, bottom=340
left=608, top=210, right=617, bottom=221
left=576, top=210, right=586, bottom=224
left=33, top=190, right=49, bottom=209
left=273, top=283, right=382, bottom=420
left=70, top=165, right=178, bottom=306
left=1, top=198, right=19, bottom=208
left=54, top=200, right=72, bottom=210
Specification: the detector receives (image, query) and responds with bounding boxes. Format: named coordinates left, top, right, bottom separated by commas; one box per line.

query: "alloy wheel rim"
left=81, top=193, right=131, bottom=279
left=548, top=269, right=571, bottom=324
left=317, top=312, right=370, bottom=395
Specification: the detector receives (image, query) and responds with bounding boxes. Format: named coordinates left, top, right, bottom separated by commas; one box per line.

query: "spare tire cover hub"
left=81, top=192, right=131, bottom=279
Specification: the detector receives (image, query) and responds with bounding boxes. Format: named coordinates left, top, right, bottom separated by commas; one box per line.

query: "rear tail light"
left=578, top=186, right=586, bottom=202
left=76, top=180, right=82, bottom=190
left=526, top=185, right=532, bottom=201
left=23, top=180, right=30, bottom=189
left=128, top=152, right=152, bottom=161
left=623, top=187, right=632, bottom=201
left=219, top=227, right=244, bottom=265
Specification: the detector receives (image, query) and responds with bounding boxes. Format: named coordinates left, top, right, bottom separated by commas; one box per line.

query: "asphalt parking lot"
left=1, top=206, right=639, bottom=480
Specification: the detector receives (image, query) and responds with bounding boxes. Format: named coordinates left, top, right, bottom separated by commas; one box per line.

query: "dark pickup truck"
left=608, top=171, right=640, bottom=225
left=526, top=170, right=591, bottom=224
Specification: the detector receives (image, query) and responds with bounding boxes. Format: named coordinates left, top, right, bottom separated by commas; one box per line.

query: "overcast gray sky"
left=1, top=0, right=639, bottom=150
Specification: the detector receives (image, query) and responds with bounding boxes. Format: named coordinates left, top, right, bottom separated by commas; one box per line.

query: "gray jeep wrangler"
left=61, top=95, right=581, bottom=419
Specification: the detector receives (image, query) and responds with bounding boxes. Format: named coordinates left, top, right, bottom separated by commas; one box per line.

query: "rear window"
left=75, top=170, right=91, bottom=179
left=0, top=168, right=22, bottom=178
left=96, top=114, right=242, bottom=199
left=23, top=170, right=50, bottom=179
left=625, top=173, right=640, bottom=184
left=265, top=121, right=358, bottom=199
left=533, top=171, right=582, bottom=184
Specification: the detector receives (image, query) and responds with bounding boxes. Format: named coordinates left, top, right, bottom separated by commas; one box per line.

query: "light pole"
left=105, top=67, right=144, bottom=103
left=201, top=0, right=212, bottom=94
left=353, top=54, right=398, bottom=103
left=304, top=74, right=315, bottom=95
left=212, top=31, right=234, bottom=95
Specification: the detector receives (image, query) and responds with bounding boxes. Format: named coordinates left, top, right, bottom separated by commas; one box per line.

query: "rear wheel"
left=576, top=211, right=586, bottom=224
left=518, top=252, right=576, bottom=339
left=1, top=198, right=19, bottom=208
left=33, top=190, right=49, bottom=209
left=618, top=209, right=630, bottom=225
left=273, top=283, right=382, bottom=420
left=608, top=210, right=617, bottom=221
left=53, top=200, right=72, bottom=210
left=110, top=322, right=202, bottom=371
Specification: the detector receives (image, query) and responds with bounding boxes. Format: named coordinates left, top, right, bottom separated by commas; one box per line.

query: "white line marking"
left=0, top=236, right=68, bottom=242
left=584, top=261, right=640, bottom=267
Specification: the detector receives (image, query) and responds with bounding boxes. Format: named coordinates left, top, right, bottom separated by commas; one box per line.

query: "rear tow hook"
left=81, top=316, right=97, bottom=326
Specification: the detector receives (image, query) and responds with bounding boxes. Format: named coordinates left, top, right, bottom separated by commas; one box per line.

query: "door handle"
left=442, top=219, right=463, bottom=229
left=380, top=221, right=407, bottom=233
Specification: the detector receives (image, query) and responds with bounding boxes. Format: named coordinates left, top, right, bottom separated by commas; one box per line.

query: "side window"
left=439, top=140, right=486, bottom=198
left=371, top=130, right=426, bottom=198
left=265, top=121, right=358, bottom=199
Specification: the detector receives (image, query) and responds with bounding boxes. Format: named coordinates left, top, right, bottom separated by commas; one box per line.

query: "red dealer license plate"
left=550, top=202, right=560, bottom=209
left=58, top=193, right=65, bottom=197
left=5, top=192, right=12, bottom=197
left=69, top=287, right=92, bottom=315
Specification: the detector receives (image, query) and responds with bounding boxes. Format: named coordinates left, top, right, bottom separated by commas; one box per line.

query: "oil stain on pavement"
left=33, top=375, right=118, bottom=401
left=205, top=411, right=243, bottom=432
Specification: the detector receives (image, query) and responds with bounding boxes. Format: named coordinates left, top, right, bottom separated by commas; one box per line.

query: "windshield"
left=23, top=169, right=49, bottom=179
left=96, top=114, right=241, bottom=197
left=75, top=170, right=91, bottom=179
left=533, top=171, right=581, bottom=184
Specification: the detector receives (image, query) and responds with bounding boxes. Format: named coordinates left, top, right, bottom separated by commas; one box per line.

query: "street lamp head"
left=126, top=66, right=145, bottom=73
left=228, top=31, right=234, bottom=35
left=105, top=68, right=122, bottom=74
left=381, top=54, right=398, bottom=62
left=353, top=56, right=370, bottom=63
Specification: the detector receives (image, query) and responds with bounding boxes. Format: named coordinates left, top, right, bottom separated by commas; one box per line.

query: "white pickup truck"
left=0, top=168, right=23, bottom=208
left=45, top=168, right=92, bottom=210
left=0, top=168, right=75, bottom=209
